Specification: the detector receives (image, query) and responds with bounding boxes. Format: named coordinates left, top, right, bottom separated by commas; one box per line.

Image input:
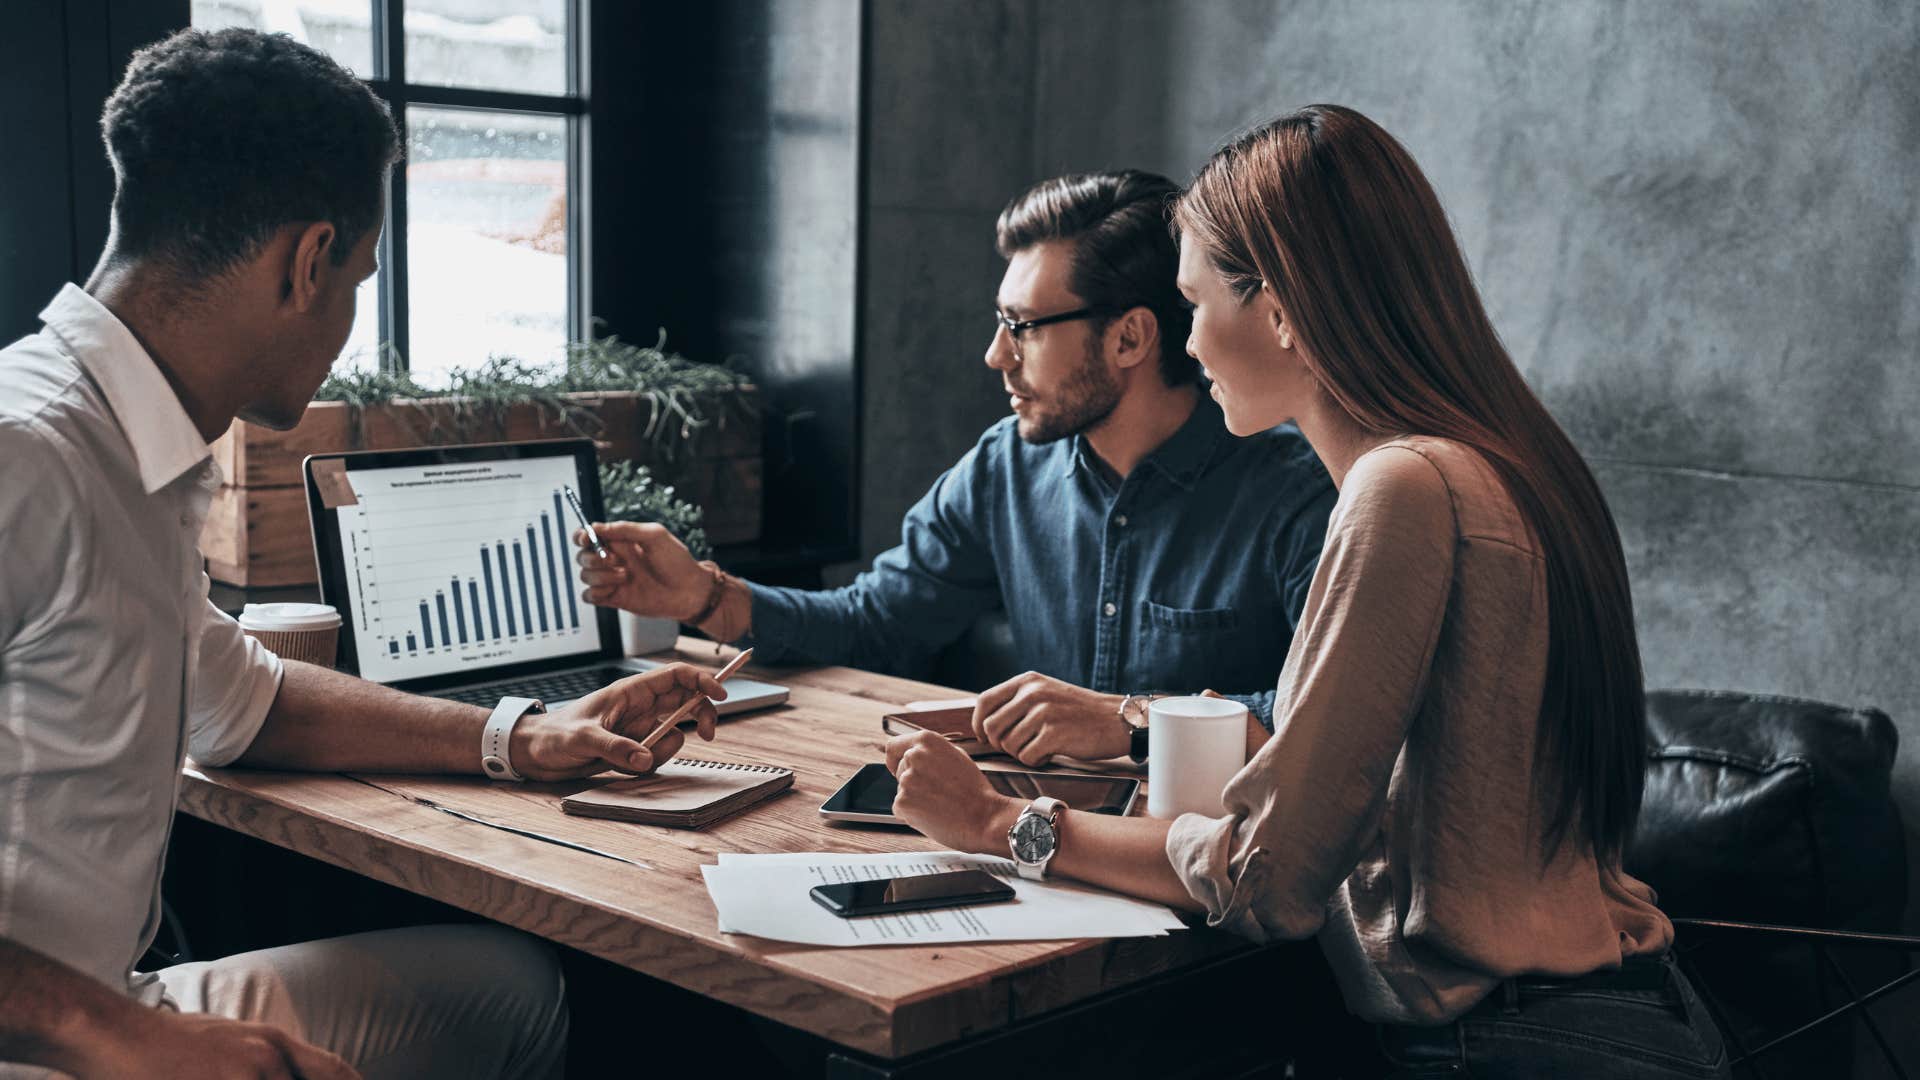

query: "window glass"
left=404, top=0, right=567, bottom=95
left=404, top=106, right=567, bottom=386
left=189, top=0, right=373, bottom=77
left=335, top=272, right=384, bottom=375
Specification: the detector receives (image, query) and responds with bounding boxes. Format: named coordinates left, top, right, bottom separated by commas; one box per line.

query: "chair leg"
left=1818, top=946, right=1909, bottom=1080
left=1673, top=941, right=1769, bottom=1080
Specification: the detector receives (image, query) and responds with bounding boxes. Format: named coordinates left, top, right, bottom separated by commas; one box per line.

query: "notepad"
left=561, top=759, right=794, bottom=829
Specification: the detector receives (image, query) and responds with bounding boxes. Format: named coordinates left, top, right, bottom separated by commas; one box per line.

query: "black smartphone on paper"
left=809, top=869, right=1016, bottom=918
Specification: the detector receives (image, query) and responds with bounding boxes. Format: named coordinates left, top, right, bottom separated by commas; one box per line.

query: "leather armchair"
left=1626, top=689, right=1911, bottom=1078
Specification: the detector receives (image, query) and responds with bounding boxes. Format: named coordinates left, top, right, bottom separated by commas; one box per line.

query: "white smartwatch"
left=482, top=697, right=544, bottom=781
left=1008, top=796, right=1065, bottom=881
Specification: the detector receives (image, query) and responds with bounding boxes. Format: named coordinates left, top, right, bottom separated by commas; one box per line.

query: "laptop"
left=302, top=438, right=788, bottom=715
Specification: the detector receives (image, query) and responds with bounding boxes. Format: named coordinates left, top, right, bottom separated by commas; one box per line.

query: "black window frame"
left=365, top=0, right=588, bottom=374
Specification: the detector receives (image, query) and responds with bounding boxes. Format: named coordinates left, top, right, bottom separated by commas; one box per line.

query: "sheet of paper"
left=701, top=850, right=1186, bottom=946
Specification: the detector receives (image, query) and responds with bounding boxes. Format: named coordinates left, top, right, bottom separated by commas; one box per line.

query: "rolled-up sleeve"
left=1167, top=448, right=1458, bottom=942
left=185, top=593, right=284, bottom=766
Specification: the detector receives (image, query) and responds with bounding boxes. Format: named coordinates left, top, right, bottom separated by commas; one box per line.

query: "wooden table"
left=178, top=640, right=1294, bottom=1076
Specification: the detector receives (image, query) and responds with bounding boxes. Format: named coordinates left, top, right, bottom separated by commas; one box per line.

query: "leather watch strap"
left=1013, top=796, right=1066, bottom=881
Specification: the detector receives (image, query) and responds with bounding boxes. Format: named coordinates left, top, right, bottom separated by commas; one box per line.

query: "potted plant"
left=597, top=460, right=712, bottom=655
left=200, top=333, right=761, bottom=587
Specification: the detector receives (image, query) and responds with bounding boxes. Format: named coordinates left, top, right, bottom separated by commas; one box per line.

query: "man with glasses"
left=577, top=171, right=1335, bottom=764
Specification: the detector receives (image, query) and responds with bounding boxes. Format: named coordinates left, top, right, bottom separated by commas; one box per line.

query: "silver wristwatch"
left=482, top=696, right=544, bottom=781
left=1007, top=796, right=1065, bottom=881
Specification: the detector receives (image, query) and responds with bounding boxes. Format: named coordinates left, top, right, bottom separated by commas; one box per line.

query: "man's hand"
left=971, top=671, right=1130, bottom=765
left=573, top=521, right=709, bottom=621
left=886, top=731, right=1021, bottom=854
left=509, top=662, right=724, bottom=779
left=84, top=1007, right=359, bottom=1080
left=1198, top=688, right=1271, bottom=760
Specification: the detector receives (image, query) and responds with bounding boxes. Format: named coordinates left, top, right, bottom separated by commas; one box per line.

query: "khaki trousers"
left=155, top=924, right=567, bottom=1080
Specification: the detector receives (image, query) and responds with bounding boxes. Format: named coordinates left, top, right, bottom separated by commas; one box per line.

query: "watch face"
left=1010, top=812, right=1056, bottom=863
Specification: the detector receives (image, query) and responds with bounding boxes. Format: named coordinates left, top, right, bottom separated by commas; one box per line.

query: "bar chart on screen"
left=331, top=455, right=596, bottom=683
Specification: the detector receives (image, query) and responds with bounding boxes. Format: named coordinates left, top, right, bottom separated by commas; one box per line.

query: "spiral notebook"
left=561, top=759, right=794, bottom=829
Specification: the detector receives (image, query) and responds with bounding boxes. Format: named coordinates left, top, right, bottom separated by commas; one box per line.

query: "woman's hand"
left=511, top=662, right=724, bottom=779
left=885, top=731, right=1023, bottom=854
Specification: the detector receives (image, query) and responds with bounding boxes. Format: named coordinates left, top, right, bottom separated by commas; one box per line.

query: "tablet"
left=819, top=763, right=1140, bottom=825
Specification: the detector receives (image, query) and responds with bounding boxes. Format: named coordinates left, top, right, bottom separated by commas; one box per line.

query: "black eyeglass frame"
left=991, top=305, right=1120, bottom=338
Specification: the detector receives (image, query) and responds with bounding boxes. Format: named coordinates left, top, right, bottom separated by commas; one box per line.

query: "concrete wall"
left=858, top=0, right=1920, bottom=924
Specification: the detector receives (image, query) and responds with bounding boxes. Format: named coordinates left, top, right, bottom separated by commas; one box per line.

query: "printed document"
left=701, top=850, right=1186, bottom=946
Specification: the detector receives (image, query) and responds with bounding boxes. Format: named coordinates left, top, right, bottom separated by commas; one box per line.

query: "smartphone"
left=809, top=869, right=1016, bottom=918
left=820, top=762, right=1140, bottom=825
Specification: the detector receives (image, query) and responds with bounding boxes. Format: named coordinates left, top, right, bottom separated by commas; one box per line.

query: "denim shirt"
left=747, top=395, right=1335, bottom=727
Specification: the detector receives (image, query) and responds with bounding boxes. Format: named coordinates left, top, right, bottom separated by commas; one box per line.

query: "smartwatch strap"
left=483, top=696, right=544, bottom=781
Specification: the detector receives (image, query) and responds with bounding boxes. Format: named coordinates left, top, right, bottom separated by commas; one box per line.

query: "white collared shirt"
left=0, top=284, right=283, bottom=1007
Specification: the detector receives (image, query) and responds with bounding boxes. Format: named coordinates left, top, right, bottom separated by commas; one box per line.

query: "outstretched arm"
left=236, top=660, right=723, bottom=779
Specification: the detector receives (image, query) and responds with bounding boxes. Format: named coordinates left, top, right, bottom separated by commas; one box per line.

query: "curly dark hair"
left=995, top=170, right=1198, bottom=387
left=100, top=28, right=400, bottom=281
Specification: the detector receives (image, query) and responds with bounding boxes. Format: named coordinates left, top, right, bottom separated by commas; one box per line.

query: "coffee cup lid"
left=239, top=602, right=342, bottom=632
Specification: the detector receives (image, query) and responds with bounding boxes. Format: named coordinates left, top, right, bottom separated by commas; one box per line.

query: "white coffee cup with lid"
left=237, top=603, right=343, bottom=668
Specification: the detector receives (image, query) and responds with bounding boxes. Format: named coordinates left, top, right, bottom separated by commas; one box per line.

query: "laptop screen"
left=306, top=439, right=619, bottom=689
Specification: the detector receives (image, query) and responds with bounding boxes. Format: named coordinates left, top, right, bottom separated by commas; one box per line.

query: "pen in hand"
left=563, top=484, right=609, bottom=559
left=639, top=647, right=754, bottom=751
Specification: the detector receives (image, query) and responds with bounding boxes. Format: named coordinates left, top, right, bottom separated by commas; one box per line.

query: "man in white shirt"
left=0, top=28, right=724, bottom=1080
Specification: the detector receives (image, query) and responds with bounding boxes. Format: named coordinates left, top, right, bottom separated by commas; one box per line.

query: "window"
left=189, top=0, right=583, bottom=386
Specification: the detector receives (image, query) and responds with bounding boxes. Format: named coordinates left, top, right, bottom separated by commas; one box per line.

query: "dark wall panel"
left=590, top=2, right=863, bottom=578
left=1, top=0, right=186, bottom=341
left=2, top=1, right=79, bottom=340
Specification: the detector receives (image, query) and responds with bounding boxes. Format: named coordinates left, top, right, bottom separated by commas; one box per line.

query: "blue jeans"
left=1375, top=955, right=1731, bottom=1078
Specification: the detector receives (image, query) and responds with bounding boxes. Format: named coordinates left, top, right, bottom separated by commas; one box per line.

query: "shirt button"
left=1114, top=514, right=1129, bottom=528
left=1102, top=602, right=1117, bottom=617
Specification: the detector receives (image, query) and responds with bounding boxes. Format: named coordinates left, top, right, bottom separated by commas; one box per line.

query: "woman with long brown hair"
left=885, top=104, right=1729, bottom=1077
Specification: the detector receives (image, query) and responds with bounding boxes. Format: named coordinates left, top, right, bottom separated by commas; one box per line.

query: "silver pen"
left=562, top=484, right=609, bottom=559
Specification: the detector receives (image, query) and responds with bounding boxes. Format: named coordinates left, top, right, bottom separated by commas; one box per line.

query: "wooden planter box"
left=200, top=388, right=762, bottom=587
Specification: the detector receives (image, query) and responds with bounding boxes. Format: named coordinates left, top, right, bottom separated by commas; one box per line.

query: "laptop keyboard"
left=433, top=665, right=637, bottom=708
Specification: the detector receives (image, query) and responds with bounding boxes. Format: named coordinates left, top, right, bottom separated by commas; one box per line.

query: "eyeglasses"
left=991, top=305, right=1117, bottom=360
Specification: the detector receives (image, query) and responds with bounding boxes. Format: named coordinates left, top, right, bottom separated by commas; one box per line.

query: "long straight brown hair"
left=1176, top=105, right=1646, bottom=860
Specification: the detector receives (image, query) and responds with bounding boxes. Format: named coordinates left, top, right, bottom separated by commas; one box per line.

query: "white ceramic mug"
left=1146, top=695, right=1249, bottom=818
left=619, top=610, right=681, bottom=656
left=237, top=602, right=343, bottom=668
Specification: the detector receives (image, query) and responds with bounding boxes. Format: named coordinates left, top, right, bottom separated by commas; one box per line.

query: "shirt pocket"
left=1142, top=600, right=1241, bottom=632
left=1135, top=600, right=1244, bottom=691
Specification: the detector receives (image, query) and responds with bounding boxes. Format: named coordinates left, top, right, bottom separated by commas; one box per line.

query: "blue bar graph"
left=541, top=512, right=564, bottom=629
left=550, top=493, right=581, bottom=630
left=481, top=547, right=501, bottom=638
left=527, top=527, right=549, bottom=632
left=514, top=542, right=533, bottom=633
left=362, top=487, right=594, bottom=669
left=496, top=542, right=516, bottom=637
